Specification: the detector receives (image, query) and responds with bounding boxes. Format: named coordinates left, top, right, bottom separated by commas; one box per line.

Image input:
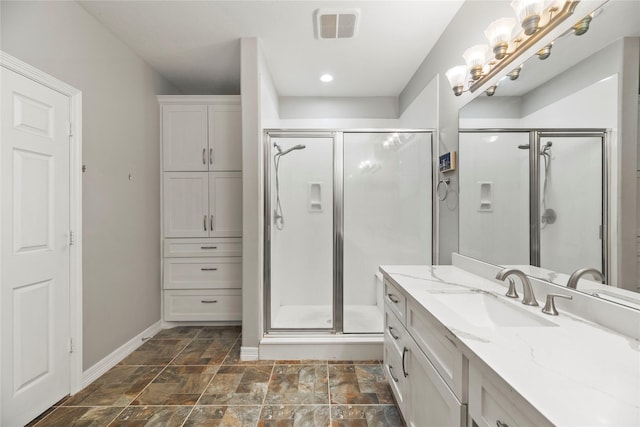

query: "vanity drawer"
left=163, top=238, right=241, bottom=258
left=163, top=257, right=241, bottom=289
left=407, top=299, right=468, bottom=403
left=384, top=341, right=408, bottom=415
left=385, top=306, right=408, bottom=357
left=469, top=363, right=551, bottom=427
left=384, top=279, right=407, bottom=324
left=164, top=289, right=241, bottom=321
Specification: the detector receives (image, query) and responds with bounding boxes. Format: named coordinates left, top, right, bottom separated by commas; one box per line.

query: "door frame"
left=0, top=51, right=84, bottom=417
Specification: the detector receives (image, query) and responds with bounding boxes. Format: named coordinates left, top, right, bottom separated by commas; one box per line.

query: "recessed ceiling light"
left=320, top=74, right=333, bottom=83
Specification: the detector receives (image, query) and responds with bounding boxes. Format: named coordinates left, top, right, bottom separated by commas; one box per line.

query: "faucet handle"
left=542, top=293, right=573, bottom=316
left=505, top=278, right=519, bottom=299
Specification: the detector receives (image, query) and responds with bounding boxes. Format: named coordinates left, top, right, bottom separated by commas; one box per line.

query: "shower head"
left=276, top=144, right=306, bottom=157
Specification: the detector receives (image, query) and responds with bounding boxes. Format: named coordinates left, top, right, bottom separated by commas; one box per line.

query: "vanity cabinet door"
left=162, top=105, right=208, bottom=172
left=163, top=172, right=209, bottom=237
left=468, top=363, right=551, bottom=427
left=406, top=344, right=466, bottom=427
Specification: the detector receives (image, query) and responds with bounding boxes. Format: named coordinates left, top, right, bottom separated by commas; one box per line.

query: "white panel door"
left=163, top=172, right=209, bottom=238
left=162, top=105, right=208, bottom=171
left=209, top=171, right=242, bottom=237
left=1, top=67, right=71, bottom=427
left=208, top=106, right=242, bottom=171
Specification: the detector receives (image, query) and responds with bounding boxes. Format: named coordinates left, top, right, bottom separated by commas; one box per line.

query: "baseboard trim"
left=81, top=321, right=163, bottom=388
left=259, top=335, right=383, bottom=361
left=240, top=346, right=259, bottom=361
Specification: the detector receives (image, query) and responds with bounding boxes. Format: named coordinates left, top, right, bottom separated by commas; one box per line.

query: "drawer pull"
left=496, top=421, right=509, bottom=427
left=388, top=293, right=400, bottom=303
left=388, top=365, right=399, bottom=383
left=201, top=300, right=218, bottom=304
left=401, top=347, right=409, bottom=378
left=388, top=326, right=400, bottom=340
left=200, top=246, right=218, bottom=249
left=201, top=268, right=218, bottom=271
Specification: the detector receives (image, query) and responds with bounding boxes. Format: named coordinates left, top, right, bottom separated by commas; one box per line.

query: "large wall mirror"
left=458, top=0, right=640, bottom=309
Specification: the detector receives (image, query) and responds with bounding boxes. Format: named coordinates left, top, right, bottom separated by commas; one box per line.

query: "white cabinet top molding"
left=157, top=95, right=240, bottom=105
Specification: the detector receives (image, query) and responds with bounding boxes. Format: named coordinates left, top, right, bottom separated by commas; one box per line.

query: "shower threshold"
left=271, top=304, right=383, bottom=333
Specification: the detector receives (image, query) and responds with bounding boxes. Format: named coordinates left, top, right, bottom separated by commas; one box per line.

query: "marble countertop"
left=379, top=265, right=640, bottom=427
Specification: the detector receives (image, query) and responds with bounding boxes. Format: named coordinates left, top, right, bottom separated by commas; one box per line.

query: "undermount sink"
left=430, top=292, right=557, bottom=328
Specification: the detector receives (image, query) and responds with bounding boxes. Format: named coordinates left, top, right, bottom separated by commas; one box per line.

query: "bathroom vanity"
left=381, top=256, right=640, bottom=427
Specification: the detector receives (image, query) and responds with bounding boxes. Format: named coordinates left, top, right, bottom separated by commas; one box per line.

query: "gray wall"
left=1, top=1, right=179, bottom=369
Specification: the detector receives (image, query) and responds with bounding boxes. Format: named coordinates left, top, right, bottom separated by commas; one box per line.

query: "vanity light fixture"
left=507, top=64, right=523, bottom=80
left=320, top=73, right=333, bottom=82
left=445, top=0, right=579, bottom=97
left=536, top=43, right=553, bottom=60
left=572, top=15, right=592, bottom=35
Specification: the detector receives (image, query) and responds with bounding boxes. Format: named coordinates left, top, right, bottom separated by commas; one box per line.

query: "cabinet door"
left=164, top=172, right=209, bottom=237
left=407, top=345, right=466, bottom=427
left=208, top=106, right=242, bottom=171
left=209, top=171, right=242, bottom=237
left=162, top=105, right=208, bottom=171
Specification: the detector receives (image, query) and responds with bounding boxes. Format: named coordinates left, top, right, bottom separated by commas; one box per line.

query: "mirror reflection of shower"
left=273, top=142, right=306, bottom=230
left=518, top=141, right=555, bottom=227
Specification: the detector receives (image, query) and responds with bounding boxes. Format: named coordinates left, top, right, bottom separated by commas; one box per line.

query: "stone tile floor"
left=27, top=326, right=405, bottom=427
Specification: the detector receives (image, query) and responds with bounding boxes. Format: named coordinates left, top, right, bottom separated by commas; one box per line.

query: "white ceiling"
left=78, top=1, right=464, bottom=97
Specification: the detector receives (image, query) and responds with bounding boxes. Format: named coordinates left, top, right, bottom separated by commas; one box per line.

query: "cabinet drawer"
left=163, top=238, right=241, bottom=258
left=385, top=307, right=408, bottom=357
left=384, top=279, right=407, bottom=324
left=163, top=257, right=241, bottom=289
left=469, top=363, right=551, bottom=427
left=384, top=342, right=407, bottom=415
left=164, top=289, right=241, bottom=321
left=407, top=299, right=468, bottom=403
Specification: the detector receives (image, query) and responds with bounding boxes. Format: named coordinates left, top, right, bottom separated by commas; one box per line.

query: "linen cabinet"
left=158, top=95, right=242, bottom=322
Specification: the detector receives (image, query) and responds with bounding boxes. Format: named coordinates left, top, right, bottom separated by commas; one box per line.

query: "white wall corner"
left=240, top=346, right=259, bottom=361
left=81, top=321, right=162, bottom=388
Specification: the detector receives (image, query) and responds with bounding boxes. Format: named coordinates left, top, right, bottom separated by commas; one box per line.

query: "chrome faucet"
left=566, top=267, right=604, bottom=289
left=495, top=268, right=539, bottom=306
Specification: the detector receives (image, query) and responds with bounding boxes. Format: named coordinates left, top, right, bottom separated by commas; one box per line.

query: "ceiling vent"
left=314, top=9, right=360, bottom=40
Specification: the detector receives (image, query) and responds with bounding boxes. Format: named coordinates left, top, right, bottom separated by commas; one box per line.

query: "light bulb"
left=511, top=0, right=545, bottom=35
left=463, top=45, right=489, bottom=80
left=445, top=65, right=468, bottom=96
left=485, top=18, right=516, bottom=60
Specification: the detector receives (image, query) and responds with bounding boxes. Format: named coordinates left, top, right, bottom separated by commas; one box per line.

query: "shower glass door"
left=342, top=132, right=432, bottom=333
left=537, top=134, right=604, bottom=275
left=267, top=134, right=335, bottom=330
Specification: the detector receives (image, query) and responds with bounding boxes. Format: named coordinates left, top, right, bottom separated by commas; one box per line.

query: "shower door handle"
left=401, top=347, right=409, bottom=378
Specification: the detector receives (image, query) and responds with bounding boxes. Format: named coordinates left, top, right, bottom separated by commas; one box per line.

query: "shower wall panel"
left=459, top=132, right=530, bottom=265
left=342, top=132, right=432, bottom=333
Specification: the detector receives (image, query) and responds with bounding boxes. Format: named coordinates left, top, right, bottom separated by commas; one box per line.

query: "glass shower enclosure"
left=264, top=131, right=432, bottom=334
